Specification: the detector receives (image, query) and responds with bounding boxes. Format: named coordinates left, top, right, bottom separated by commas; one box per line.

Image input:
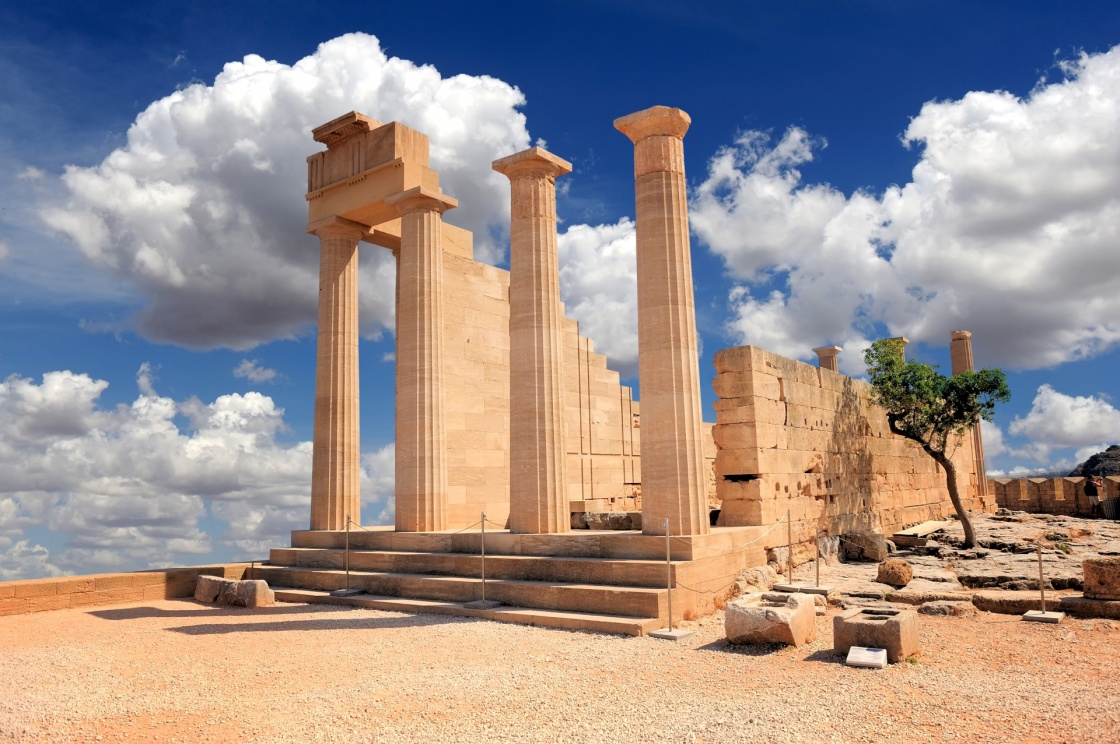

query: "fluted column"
left=813, top=345, right=842, bottom=372
left=493, top=147, right=573, bottom=534
left=387, top=186, right=457, bottom=532
left=310, top=218, right=365, bottom=530
left=951, top=330, right=989, bottom=501
left=615, top=106, right=709, bottom=537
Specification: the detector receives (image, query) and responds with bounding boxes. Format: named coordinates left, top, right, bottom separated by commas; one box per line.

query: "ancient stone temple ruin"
left=253, top=106, right=991, bottom=634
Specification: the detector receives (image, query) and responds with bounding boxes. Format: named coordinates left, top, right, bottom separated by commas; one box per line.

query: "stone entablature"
left=712, top=346, right=987, bottom=549
left=989, top=476, right=1120, bottom=517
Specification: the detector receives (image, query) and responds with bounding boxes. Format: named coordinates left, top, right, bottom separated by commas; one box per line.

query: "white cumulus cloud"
left=691, top=45, right=1120, bottom=372
left=1008, top=384, right=1120, bottom=457
left=233, top=358, right=278, bottom=383
left=557, top=218, right=639, bottom=377
left=40, top=32, right=530, bottom=350
left=0, top=367, right=396, bottom=579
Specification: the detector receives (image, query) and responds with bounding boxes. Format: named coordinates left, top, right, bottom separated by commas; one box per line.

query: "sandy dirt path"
left=1, top=597, right=1117, bottom=743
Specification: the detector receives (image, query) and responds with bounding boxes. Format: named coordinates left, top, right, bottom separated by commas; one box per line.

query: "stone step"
left=254, top=565, right=667, bottom=619
left=272, top=588, right=663, bottom=636
left=269, top=547, right=671, bottom=588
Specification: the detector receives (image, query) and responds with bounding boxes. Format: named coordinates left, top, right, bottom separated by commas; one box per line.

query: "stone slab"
left=773, top=583, right=835, bottom=595
left=1022, top=610, right=1065, bottom=624
left=1058, top=595, right=1120, bottom=619
left=464, top=599, right=502, bottom=610
left=649, top=628, right=695, bottom=641
left=845, top=646, right=888, bottom=669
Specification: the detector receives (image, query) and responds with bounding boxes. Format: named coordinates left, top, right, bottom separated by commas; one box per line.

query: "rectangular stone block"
left=833, top=607, right=919, bottom=663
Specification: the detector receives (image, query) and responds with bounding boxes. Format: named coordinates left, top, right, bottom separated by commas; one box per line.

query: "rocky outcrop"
left=1070, top=444, right=1120, bottom=477
left=1083, top=556, right=1120, bottom=600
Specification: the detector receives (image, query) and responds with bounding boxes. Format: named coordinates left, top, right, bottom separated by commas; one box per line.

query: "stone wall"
left=712, top=346, right=988, bottom=550
left=989, top=476, right=1120, bottom=516
left=0, top=564, right=252, bottom=617
left=440, top=248, right=716, bottom=528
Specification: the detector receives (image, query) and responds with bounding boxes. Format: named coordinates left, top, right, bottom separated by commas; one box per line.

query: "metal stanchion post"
left=786, top=510, right=793, bottom=584
left=665, top=517, right=673, bottom=632
left=1038, top=544, right=1046, bottom=613
left=649, top=519, right=692, bottom=640
left=465, top=512, right=501, bottom=610
left=1023, top=542, right=1063, bottom=623
left=331, top=513, right=361, bottom=597
left=815, top=526, right=820, bottom=588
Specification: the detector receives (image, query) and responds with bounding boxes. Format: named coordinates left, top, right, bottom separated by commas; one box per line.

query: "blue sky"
left=2, top=1, right=1119, bottom=579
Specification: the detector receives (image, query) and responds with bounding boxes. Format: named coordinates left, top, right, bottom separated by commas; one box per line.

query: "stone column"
left=889, top=336, right=910, bottom=360
left=813, top=346, right=842, bottom=372
left=615, top=106, right=709, bottom=537
left=493, top=147, right=573, bottom=534
left=310, top=218, right=366, bottom=530
left=387, top=186, right=458, bottom=532
left=951, top=330, right=989, bottom=501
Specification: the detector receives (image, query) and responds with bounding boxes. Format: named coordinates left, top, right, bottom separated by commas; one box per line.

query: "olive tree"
left=864, top=339, right=1010, bottom=548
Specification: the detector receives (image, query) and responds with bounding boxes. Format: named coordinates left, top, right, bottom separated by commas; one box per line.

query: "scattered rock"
left=877, top=558, right=913, bottom=587
left=725, top=592, right=817, bottom=647
left=918, top=601, right=977, bottom=618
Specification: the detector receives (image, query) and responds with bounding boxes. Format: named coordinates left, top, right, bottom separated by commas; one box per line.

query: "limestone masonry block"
left=194, top=575, right=275, bottom=608
left=833, top=607, right=920, bottom=663
left=725, top=591, right=817, bottom=647
left=1083, top=557, right=1120, bottom=600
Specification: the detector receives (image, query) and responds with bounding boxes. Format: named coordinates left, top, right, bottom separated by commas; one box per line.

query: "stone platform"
left=257, top=525, right=776, bottom=635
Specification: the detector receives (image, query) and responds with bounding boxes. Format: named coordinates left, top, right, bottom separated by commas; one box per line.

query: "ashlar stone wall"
left=712, top=346, right=988, bottom=547
left=990, top=476, right=1120, bottom=517
left=440, top=244, right=714, bottom=528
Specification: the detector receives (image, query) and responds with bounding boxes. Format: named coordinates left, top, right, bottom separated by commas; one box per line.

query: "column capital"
left=951, top=329, right=972, bottom=341
left=386, top=186, right=457, bottom=216
left=812, top=345, right=842, bottom=356
left=306, top=215, right=369, bottom=241
left=492, top=146, right=572, bottom=181
left=614, top=105, right=691, bottom=144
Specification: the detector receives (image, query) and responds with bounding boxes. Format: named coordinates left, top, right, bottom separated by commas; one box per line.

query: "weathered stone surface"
left=877, top=558, right=913, bottom=587
left=1083, top=556, right=1120, bottom=600
left=833, top=607, right=919, bottom=663
left=971, top=590, right=1052, bottom=615
left=918, top=600, right=977, bottom=617
left=572, top=512, right=640, bottom=531
left=1058, top=595, right=1120, bottom=619
left=842, top=533, right=889, bottom=563
left=193, top=575, right=224, bottom=603
left=725, top=592, right=817, bottom=647
left=733, top=566, right=778, bottom=596
left=195, top=576, right=274, bottom=608
left=888, top=589, right=973, bottom=606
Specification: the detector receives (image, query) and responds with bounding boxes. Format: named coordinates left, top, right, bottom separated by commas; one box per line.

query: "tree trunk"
left=930, top=449, right=977, bottom=549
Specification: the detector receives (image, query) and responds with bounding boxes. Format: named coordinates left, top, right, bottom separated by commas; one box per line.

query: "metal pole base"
left=650, top=628, right=694, bottom=641
left=1022, top=610, right=1064, bottom=623
left=464, top=599, right=502, bottom=610
left=330, top=588, right=363, bottom=597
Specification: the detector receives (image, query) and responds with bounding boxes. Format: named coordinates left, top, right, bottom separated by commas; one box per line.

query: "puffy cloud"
left=1008, top=384, right=1120, bottom=457
left=557, top=218, right=638, bottom=377
left=0, top=367, right=395, bottom=580
left=233, top=358, right=278, bottom=384
left=692, top=45, right=1120, bottom=371
left=40, top=33, right=530, bottom=350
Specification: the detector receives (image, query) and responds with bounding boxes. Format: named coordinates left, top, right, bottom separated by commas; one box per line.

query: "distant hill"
left=1069, top=444, right=1120, bottom=477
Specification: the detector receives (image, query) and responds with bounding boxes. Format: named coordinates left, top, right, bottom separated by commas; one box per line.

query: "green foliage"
left=863, top=339, right=1010, bottom=456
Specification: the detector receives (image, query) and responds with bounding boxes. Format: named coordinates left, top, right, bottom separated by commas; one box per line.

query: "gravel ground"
left=2, top=597, right=1118, bottom=743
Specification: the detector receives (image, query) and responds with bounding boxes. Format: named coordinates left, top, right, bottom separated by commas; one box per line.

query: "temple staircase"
left=254, top=526, right=771, bottom=636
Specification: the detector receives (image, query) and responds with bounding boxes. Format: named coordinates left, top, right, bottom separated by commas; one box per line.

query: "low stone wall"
left=0, top=563, right=253, bottom=617
left=989, top=477, right=1120, bottom=517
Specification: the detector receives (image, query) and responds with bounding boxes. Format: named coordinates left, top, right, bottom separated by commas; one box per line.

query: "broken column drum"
left=615, top=105, right=710, bottom=537
left=494, top=147, right=573, bottom=534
